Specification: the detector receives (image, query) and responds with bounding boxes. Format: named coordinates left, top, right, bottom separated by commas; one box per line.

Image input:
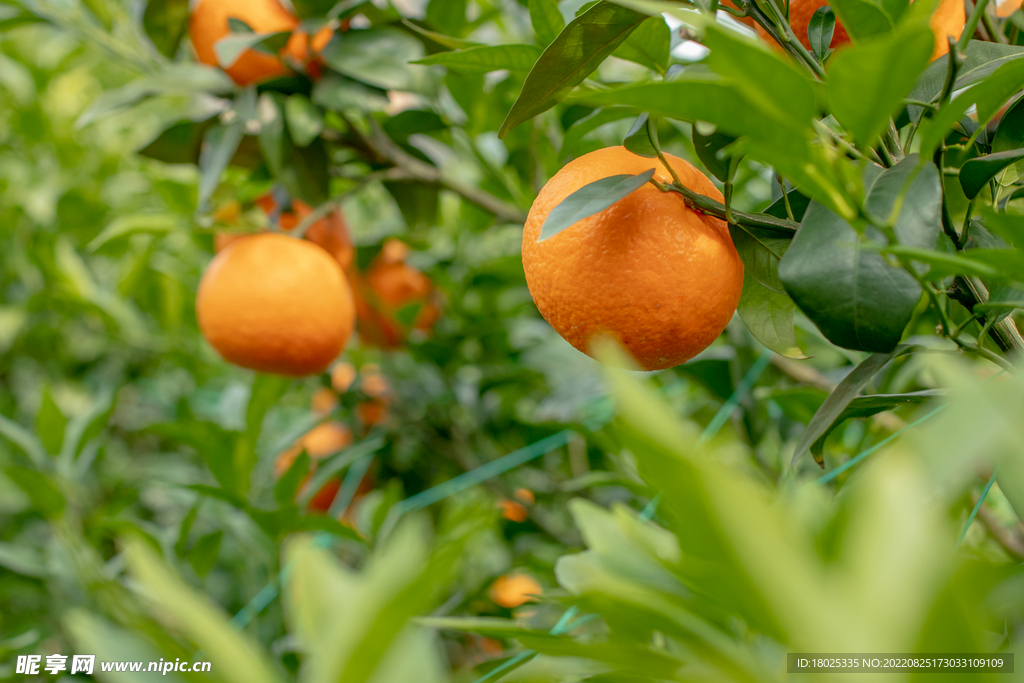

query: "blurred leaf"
left=791, top=345, right=917, bottom=465
left=693, top=126, right=738, bottom=182
left=320, top=27, right=425, bottom=90
left=5, top=467, right=64, bottom=518
left=88, top=213, right=183, bottom=252
left=149, top=421, right=238, bottom=494
left=960, top=149, right=1024, bottom=200
left=65, top=611, right=189, bottom=683
left=811, top=389, right=943, bottom=458
left=125, top=540, right=282, bottom=683
left=622, top=113, right=658, bottom=158
left=613, top=15, right=670, bottom=73
left=64, top=388, right=115, bottom=460
left=426, top=0, right=468, bottom=34
left=992, top=94, right=1024, bottom=153
left=704, top=25, right=817, bottom=128
left=215, top=30, right=291, bottom=69
left=188, top=531, right=223, bottom=577
left=808, top=6, right=835, bottom=62
left=293, top=0, right=343, bottom=19
left=138, top=117, right=217, bottom=164
left=258, top=94, right=330, bottom=205
left=0, top=542, right=46, bottom=577
left=199, top=121, right=245, bottom=211
left=883, top=245, right=1004, bottom=279
left=246, top=374, right=289, bottom=440
left=828, top=0, right=902, bottom=40
left=142, top=0, right=190, bottom=57
left=500, top=1, right=647, bottom=138
left=415, top=44, right=543, bottom=72
left=538, top=170, right=655, bottom=241
left=275, top=451, right=310, bottom=505
left=175, top=502, right=201, bottom=558
left=529, top=0, right=566, bottom=45
left=285, top=94, right=324, bottom=148
left=826, top=25, right=933, bottom=148
left=561, top=107, right=638, bottom=156
left=0, top=414, right=47, bottom=466
left=36, top=387, right=66, bottom=455
left=312, top=73, right=390, bottom=111
left=736, top=273, right=806, bottom=359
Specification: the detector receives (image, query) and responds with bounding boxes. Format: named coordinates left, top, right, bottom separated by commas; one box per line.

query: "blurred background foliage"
left=1, top=0, right=1024, bottom=681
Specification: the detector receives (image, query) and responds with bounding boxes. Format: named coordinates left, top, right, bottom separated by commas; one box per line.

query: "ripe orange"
left=196, top=233, right=355, bottom=376
left=311, top=387, right=338, bottom=416
left=754, top=0, right=963, bottom=61
left=353, top=240, right=441, bottom=348
left=521, top=147, right=743, bottom=371
left=489, top=575, right=542, bottom=608
left=189, top=0, right=299, bottom=86
left=272, top=421, right=369, bottom=515
left=997, top=0, right=1023, bottom=17
left=513, top=488, right=535, bottom=504
left=331, top=361, right=357, bottom=392
left=499, top=499, right=529, bottom=522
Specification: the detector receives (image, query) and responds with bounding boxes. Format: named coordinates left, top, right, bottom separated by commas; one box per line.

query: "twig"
left=972, top=491, right=1024, bottom=560
left=652, top=180, right=799, bottom=234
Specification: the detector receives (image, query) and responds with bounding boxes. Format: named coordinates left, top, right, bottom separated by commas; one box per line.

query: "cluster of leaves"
left=2, top=0, right=1024, bottom=681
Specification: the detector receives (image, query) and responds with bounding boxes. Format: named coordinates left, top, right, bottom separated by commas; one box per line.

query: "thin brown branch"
left=973, top=491, right=1024, bottom=560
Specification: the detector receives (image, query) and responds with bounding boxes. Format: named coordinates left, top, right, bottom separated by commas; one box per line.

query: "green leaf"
left=142, top=0, right=190, bottom=57
left=148, top=421, right=238, bottom=495
left=736, top=272, right=806, bottom=358
left=258, top=94, right=330, bottom=206
left=764, top=188, right=811, bottom=221
left=188, top=531, right=223, bottom=577
left=320, top=27, right=425, bottom=90
left=810, top=389, right=943, bottom=459
left=808, top=6, right=836, bottom=62
left=561, top=107, right=638, bottom=156
left=125, top=540, right=283, bottom=683
left=65, top=611, right=189, bottom=683
left=622, top=113, right=658, bottom=157
left=0, top=413, right=47, bottom=466
left=864, top=155, right=942, bottom=249
left=992, top=94, right=1024, bottom=153
left=826, top=25, right=933, bottom=148
left=538, top=170, right=655, bottom=242
left=791, top=345, right=918, bottom=465
left=613, top=15, right=670, bottom=73
left=175, top=502, right=200, bottom=558
left=285, top=94, right=324, bottom=148
left=828, top=0, right=902, bottom=40
left=87, top=212, right=183, bottom=252
left=215, top=30, right=291, bottom=69
left=529, top=0, right=566, bottom=46
left=883, top=245, right=1003, bottom=279
left=275, top=451, right=311, bottom=505
left=703, top=25, right=817, bottom=128
left=5, top=467, right=64, bottom=518
left=907, top=42, right=1024, bottom=121
left=312, top=73, right=390, bottom=112
left=693, top=126, right=739, bottom=182
left=499, top=1, right=647, bottom=138
left=0, top=542, right=46, bottom=577
left=960, top=149, right=1024, bottom=200
left=778, top=201, right=922, bottom=353
left=198, top=122, right=245, bottom=212
left=729, top=224, right=791, bottom=294
left=415, top=44, right=543, bottom=72
left=246, top=374, right=288, bottom=440
left=426, top=0, right=468, bottom=34
left=36, top=388, right=66, bottom=455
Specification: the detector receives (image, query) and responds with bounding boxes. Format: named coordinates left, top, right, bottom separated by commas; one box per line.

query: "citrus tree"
left=2, top=0, right=1024, bottom=681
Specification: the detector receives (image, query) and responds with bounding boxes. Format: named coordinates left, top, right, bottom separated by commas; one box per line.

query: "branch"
left=654, top=180, right=799, bottom=234
left=948, top=276, right=1024, bottom=361
left=972, top=490, right=1024, bottom=560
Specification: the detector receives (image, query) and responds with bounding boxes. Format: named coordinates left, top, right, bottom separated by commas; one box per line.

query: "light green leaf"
left=613, top=15, right=670, bottom=73
left=538, top=170, right=655, bottom=242
left=36, top=387, right=66, bottom=456
left=529, top=0, right=566, bottom=45
left=285, top=93, right=324, bottom=148
left=415, top=44, right=543, bottom=72
left=320, top=27, right=425, bottom=91
left=87, top=213, right=182, bottom=252
left=736, top=273, right=806, bottom=359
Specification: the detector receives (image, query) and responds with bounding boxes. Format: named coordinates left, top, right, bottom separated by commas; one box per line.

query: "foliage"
left=2, top=0, right=1024, bottom=681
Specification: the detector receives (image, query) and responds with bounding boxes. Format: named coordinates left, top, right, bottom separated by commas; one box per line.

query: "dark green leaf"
left=764, top=188, right=811, bottom=221
left=320, top=27, right=425, bottom=90
left=693, top=126, right=738, bottom=182
left=275, top=451, right=310, bottom=505
left=148, top=421, right=238, bottom=494
left=864, top=155, right=942, bottom=249
left=246, top=374, right=288, bottom=441
left=883, top=245, right=1002, bottom=279
left=538, top=170, right=655, bottom=242
left=808, top=6, right=835, bottom=62
left=36, top=388, right=66, bottom=456
left=383, top=110, right=447, bottom=142
left=811, top=390, right=943, bottom=459
left=907, top=42, right=1024, bottom=122
left=778, top=201, right=922, bottom=352
left=791, top=345, right=918, bottom=465
left=992, top=94, right=1024, bottom=153
left=981, top=209, right=1024, bottom=247
left=188, top=531, right=223, bottom=577
left=142, top=0, right=190, bottom=57
left=0, top=414, right=46, bottom=466
left=561, top=107, right=638, bottom=156
left=292, top=0, right=343, bottom=19
left=284, top=94, right=324, bottom=148
left=499, top=1, right=647, bottom=138
left=415, top=44, right=543, bottom=72
left=729, top=224, right=791, bottom=294
left=828, top=0, right=901, bottom=40
left=623, top=113, right=658, bottom=158
left=383, top=180, right=439, bottom=228
left=258, top=94, right=330, bottom=206
left=960, top=149, right=1024, bottom=199
left=5, top=467, right=64, bottom=518
left=529, top=0, right=566, bottom=46
left=175, top=502, right=200, bottom=558
left=826, top=25, right=933, bottom=147
left=426, top=0, right=468, bottom=34
left=312, top=74, right=390, bottom=112
left=613, top=15, right=670, bottom=73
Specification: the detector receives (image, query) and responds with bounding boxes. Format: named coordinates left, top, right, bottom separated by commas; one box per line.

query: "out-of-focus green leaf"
left=5, top=467, right=64, bottom=518
left=143, top=0, right=190, bottom=57
left=125, top=541, right=282, bottom=683
left=415, top=44, right=543, bottom=72
left=36, top=387, right=66, bottom=455
left=285, top=94, right=324, bottom=148
left=215, top=30, right=291, bottom=69
left=0, top=542, right=46, bottom=577
left=275, top=451, right=310, bottom=505
left=826, top=25, right=932, bottom=148
left=561, top=107, right=637, bottom=156
left=312, top=74, right=390, bottom=111
left=791, top=345, right=917, bottom=465
left=258, top=94, right=330, bottom=206
left=426, top=0, right=468, bottom=34
left=613, top=15, right=670, bottom=73
left=907, top=42, right=1024, bottom=121
left=829, top=0, right=904, bottom=40
left=148, top=421, right=238, bottom=494
left=810, top=389, right=943, bottom=458
left=188, top=531, right=223, bottom=577
left=199, top=121, right=245, bottom=211
left=499, top=1, right=647, bottom=137
left=538, top=170, right=655, bottom=242
left=0, top=414, right=46, bottom=466
left=693, top=126, right=738, bottom=182
left=320, top=27, right=425, bottom=91
left=529, top=0, right=566, bottom=46
left=87, top=213, right=183, bottom=252
left=65, top=610, right=189, bottom=683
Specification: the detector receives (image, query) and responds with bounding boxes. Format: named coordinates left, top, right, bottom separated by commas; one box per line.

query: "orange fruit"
left=522, top=146, right=743, bottom=371
left=489, top=575, right=542, bottom=608
left=330, top=361, right=357, bottom=392
left=196, top=233, right=355, bottom=376
left=189, top=0, right=299, bottom=86
left=272, top=421, right=371, bottom=515
left=311, top=387, right=338, bottom=416
left=356, top=398, right=389, bottom=427
left=499, top=500, right=529, bottom=522
left=513, top=488, right=535, bottom=504
left=755, top=0, right=962, bottom=61
left=353, top=240, right=441, bottom=348
left=997, top=0, right=1023, bottom=17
